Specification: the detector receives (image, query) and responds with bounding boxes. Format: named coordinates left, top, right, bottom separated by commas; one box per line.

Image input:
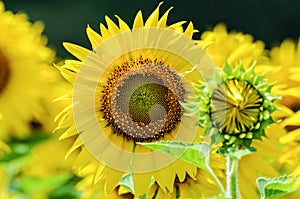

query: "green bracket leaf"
left=138, top=141, right=210, bottom=171
left=118, top=173, right=135, bottom=194
left=257, top=175, right=298, bottom=199
left=119, top=173, right=155, bottom=196
left=138, top=141, right=227, bottom=195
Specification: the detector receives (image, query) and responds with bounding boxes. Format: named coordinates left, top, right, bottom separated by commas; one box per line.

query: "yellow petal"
left=133, top=10, right=144, bottom=29
left=104, top=168, right=125, bottom=193
left=158, top=6, right=173, bottom=28
left=145, top=2, right=163, bottom=27
left=118, top=186, right=131, bottom=195
left=105, top=15, right=120, bottom=34
left=86, top=25, right=102, bottom=49
left=100, top=23, right=111, bottom=39
left=65, top=137, right=82, bottom=159
left=63, top=60, right=82, bottom=72
left=93, top=163, right=106, bottom=184
left=133, top=172, right=152, bottom=196
left=184, top=22, right=197, bottom=38
left=63, top=42, right=90, bottom=61
left=73, top=149, right=93, bottom=172
left=168, top=21, right=186, bottom=32
left=281, top=111, right=300, bottom=127
left=58, top=125, right=77, bottom=140
left=154, top=163, right=177, bottom=193
left=115, top=15, right=130, bottom=31
left=280, top=128, right=300, bottom=143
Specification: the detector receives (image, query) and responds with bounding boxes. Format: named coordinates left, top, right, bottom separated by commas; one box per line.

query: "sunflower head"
left=189, top=61, right=278, bottom=149
left=56, top=2, right=218, bottom=196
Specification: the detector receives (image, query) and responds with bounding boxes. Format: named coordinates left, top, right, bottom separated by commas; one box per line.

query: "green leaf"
left=119, top=173, right=135, bottom=194
left=257, top=175, right=298, bottom=199
left=138, top=141, right=210, bottom=171
left=138, top=141, right=227, bottom=195
left=119, top=173, right=155, bottom=195
left=0, top=133, right=50, bottom=163
left=219, top=147, right=256, bottom=159
left=12, top=173, right=73, bottom=195
left=49, top=175, right=82, bottom=199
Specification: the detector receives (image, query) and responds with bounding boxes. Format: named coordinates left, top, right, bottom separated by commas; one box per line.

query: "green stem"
left=226, top=155, right=239, bottom=199
left=206, top=162, right=226, bottom=195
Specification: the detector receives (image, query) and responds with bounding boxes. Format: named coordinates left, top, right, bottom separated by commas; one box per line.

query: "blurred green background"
left=4, top=0, right=300, bottom=59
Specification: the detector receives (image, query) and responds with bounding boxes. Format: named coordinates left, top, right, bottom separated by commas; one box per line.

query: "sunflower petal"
left=86, top=25, right=102, bottom=49
left=58, top=125, right=77, bottom=140
left=133, top=173, right=152, bottom=196
left=154, top=164, right=176, bottom=193
left=145, top=2, right=163, bottom=27
left=133, top=10, right=144, bottom=29
left=100, top=23, right=112, bottom=39
left=65, top=137, right=83, bottom=159
left=184, top=22, right=197, bottom=38
left=105, top=15, right=121, bottom=34
left=158, top=6, right=173, bottom=28
left=104, top=168, right=125, bottom=193
left=115, top=15, right=130, bottom=31
left=63, top=42, right=90, bottom=61
left=168, top=21, right=186, bottom=32
left=73, top=149, right=93, bottom=172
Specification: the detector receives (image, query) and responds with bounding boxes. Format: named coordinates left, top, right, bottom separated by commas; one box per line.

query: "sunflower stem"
left=206, top=162, right=226, bottom=195
left=226, top=155, right=239, bottom=199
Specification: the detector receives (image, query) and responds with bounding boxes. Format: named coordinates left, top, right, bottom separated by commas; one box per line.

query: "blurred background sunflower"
left=0, top=1, right=80, bottom=198
left=1, top=0, right=300, bottom=198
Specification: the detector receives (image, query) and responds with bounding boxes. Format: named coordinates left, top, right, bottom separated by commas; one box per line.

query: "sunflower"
left=56, top=2, right=216, bottom=197
left=267, top=39, right=300, bottom=197
left=196, top=24, right=282, bottom=199
left=201, top=23, right=269, bottom=68
left=190, top=62, right=278, bottom=149
left=0, top=1, right=54, bottom=139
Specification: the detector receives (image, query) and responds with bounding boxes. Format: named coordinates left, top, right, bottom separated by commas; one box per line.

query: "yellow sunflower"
left=201, top=23, right=269, bottom=68
left=56, top=2, right=216, bottom=197
left=267, top=38, right=300, bottom=197
left=199, top=24, right=281, bottom=199
left=0, top=1, right=54, bottom=139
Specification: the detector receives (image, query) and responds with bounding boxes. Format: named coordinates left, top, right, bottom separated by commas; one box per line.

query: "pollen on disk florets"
left=0, top=50, right=11, bottom=94
left=99, top=56, right=185, bottom=142
left=186, top=61, right=279, bottom=149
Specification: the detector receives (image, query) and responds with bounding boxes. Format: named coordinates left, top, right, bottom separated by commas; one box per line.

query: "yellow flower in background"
left=0, top=1, right=55, bottom=140
left=201, top=23, right=269, bottom=68
left=199, top=24, right=282, bottom=199
left=268, top=39, right=300, bottom=197
left=56, top=2, right=216, bottom=197
left=37, top=60, right=73, bottom=132
left=0, top=2, right=80, bottom=198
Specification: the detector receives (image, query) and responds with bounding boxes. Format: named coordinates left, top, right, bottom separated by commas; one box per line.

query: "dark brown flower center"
left=100, top=56, right=185, bottom=142
left=0, top=50, right=11, bottom=94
